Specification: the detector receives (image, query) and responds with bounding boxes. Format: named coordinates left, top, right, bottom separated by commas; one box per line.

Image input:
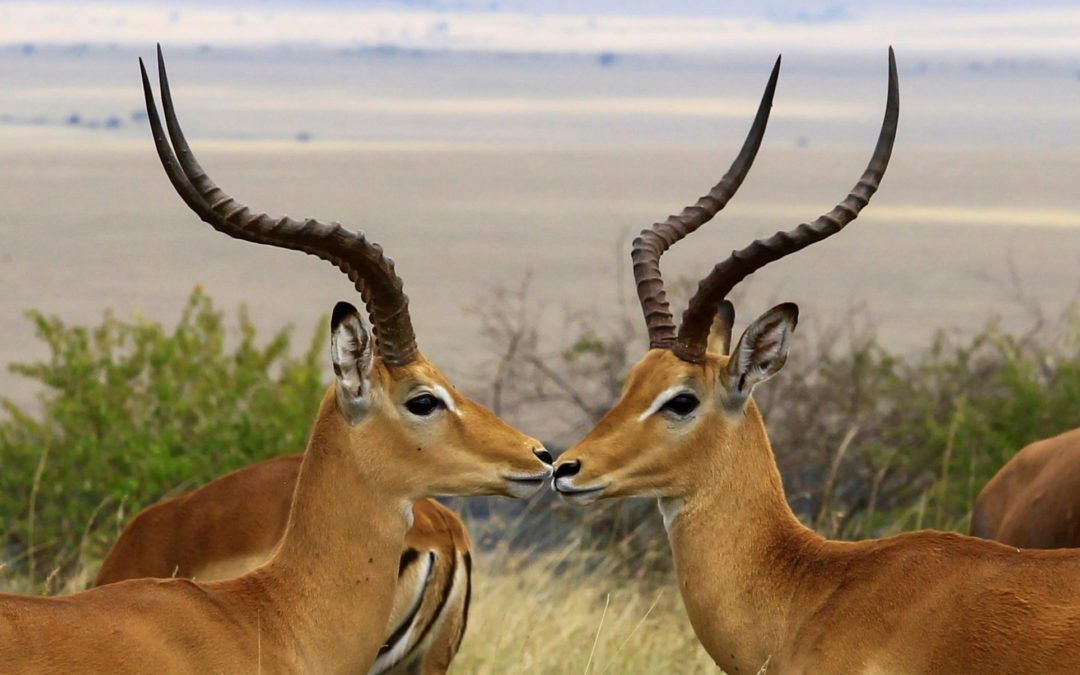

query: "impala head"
left=325, top=302, right=551, bottom=498
left=554, top=49, right=899, bottom=504
left=141, top=46, right=551, bottom=500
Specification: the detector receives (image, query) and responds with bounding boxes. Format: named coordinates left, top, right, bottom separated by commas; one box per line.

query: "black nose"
left=554, top=459, right=581, bottom=480
left=534, top=448, right=553, bottom=465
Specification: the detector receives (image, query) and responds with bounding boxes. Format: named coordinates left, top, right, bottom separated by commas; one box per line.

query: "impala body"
left=971, top=427, right=1080, bottom=549
left=0, top=47, right=552, bottom=673
left=552, top=49, right=1080, bottom=673
left=95, top=454, right=472, bottom=675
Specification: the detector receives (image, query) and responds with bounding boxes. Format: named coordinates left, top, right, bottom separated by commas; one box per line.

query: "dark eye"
left=661, top=393, right=699, bottom=417
left=405, top=394, right=444, bottom=416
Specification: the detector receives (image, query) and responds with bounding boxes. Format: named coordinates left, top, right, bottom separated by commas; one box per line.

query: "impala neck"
left=665, top=401, right=824, bottom=674
left=249, top=390, right=410, bottom=673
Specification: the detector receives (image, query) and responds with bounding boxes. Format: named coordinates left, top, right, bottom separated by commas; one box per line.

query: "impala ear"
left=707, top=300, right=736, bottom=356
left=330, top=301, right=374, bottom=420
left=724, top=303, right=797, bottom=408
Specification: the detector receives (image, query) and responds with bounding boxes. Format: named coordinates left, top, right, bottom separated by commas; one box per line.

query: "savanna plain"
left=1, top=46, right=1078, bottom=672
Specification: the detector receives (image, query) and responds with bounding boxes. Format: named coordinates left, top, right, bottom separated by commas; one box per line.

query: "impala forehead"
left=623, top=353, right=707, bottom=397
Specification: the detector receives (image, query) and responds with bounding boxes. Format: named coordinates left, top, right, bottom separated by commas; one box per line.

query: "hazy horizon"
left=1, top=2, right=1078, bottom=411
left=3, top=1, right=1080, bottom=57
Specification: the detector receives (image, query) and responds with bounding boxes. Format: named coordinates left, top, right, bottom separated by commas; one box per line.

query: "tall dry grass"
left=456, top=544, right=717, bottom=674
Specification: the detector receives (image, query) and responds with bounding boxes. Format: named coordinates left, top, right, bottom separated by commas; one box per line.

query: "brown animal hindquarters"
left=95, top=453, right=472, bottom=675
left=971, top=428, right=1080, bottom=549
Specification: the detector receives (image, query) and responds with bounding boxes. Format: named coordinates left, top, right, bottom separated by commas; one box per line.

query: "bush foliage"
left=0, top=288, right=325, bottom=577
left=1, top=285, right=1077, bottom=585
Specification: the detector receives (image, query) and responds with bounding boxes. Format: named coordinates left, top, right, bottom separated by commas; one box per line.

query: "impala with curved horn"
left=0, top=46, right=552, bottom=673
left=553, top=49, right=1080, bottom=673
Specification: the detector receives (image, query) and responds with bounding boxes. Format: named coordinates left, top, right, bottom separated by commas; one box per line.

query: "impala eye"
left=405, top=394, right=444, bottom=417
left=661, top=393, right=699, bottom=417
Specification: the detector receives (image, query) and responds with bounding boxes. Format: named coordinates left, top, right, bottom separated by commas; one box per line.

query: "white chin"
left=557, top=489, right=602, bottom=506
left=506, top=479, right=544, bottom=499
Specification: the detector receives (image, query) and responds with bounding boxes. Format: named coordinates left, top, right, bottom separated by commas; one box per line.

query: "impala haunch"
left=0, top=46, right=552, bottom=674
left=553, top=49, right=1080, bottom=673
left=971, top=427, right=1080, bottom=549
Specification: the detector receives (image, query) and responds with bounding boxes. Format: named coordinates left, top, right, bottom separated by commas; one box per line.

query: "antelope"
left=94, top=454, right=473, bottom=675
left=971, top=427, right=1080, bottom=549
left=0, top=47, right=554, bottom=673
left=552, top=49, right=1080, bottom=674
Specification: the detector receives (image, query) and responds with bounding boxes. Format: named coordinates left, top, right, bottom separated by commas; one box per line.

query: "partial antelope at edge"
left=971, top=427, right=1080, bottom=550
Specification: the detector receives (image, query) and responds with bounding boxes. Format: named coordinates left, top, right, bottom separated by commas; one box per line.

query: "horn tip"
left=764, top=55, right=781, bottom=95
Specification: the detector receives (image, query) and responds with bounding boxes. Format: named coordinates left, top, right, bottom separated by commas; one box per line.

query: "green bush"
left=766, top=312, right=1080, bottom=538
left=0, top=288, right=325, bottom=578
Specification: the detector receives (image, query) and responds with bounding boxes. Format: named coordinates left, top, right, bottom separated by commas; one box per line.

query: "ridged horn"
left=673, top=48, right=899, bottom=363
left=631, top=56, right=781, bottom=349
left=140, top=46, right=418, bottom=367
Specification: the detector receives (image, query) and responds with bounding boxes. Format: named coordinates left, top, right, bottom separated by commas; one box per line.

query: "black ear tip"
left=784, top=302, right=799, bottom=326
left=331, top=301, right=359, bottom=330
left=716, top=300, right=736, bottom=326
left=774, top=302, right=799, bottom=327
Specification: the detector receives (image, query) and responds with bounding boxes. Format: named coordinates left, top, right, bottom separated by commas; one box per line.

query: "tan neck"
left=223, top=393, right=410, bottom=673
left=665, top=404, right=824, bottom=674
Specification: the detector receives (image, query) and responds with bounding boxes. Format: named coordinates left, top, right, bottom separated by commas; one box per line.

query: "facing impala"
left=553, top=49, right=1080, bottom=674
left=0, top=47, right=551, bottom=673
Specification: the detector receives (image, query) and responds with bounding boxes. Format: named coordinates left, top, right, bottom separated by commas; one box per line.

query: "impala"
left=971, top=427, right=1080, bottom=549
left=94, top=455, right=473, bottom=675
left=0, top=47, right=553, bottom=673
left=553, top=49, right=1080, bottom=673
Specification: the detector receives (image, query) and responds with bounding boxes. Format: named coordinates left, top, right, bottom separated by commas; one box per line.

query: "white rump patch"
left=370, top=551, right=435, bottom=675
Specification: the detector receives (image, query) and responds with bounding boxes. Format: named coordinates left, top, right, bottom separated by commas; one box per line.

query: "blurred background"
left=1, top=2, right=1078, bottom=671
left=2, top=1, right=1078, bottom=405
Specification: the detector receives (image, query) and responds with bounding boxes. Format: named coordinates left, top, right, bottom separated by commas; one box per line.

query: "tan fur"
left=94, top=454, right=472, bottom=674
left=971, top=428, right=1080, bottom=549
left=556, top=349, right=1080, bottom=674
left=1, top=354, right=548, bottom=673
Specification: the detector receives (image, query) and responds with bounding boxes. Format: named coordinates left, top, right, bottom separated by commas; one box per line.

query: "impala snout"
left=552, top=454, right=608, bottom=505
left=503, top=445, right=554, bottom=498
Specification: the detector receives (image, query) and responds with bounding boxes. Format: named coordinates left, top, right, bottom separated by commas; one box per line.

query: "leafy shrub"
left=765, top=310, right=1080, bottom=538
left=0, top=288, right=325, bottom=578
